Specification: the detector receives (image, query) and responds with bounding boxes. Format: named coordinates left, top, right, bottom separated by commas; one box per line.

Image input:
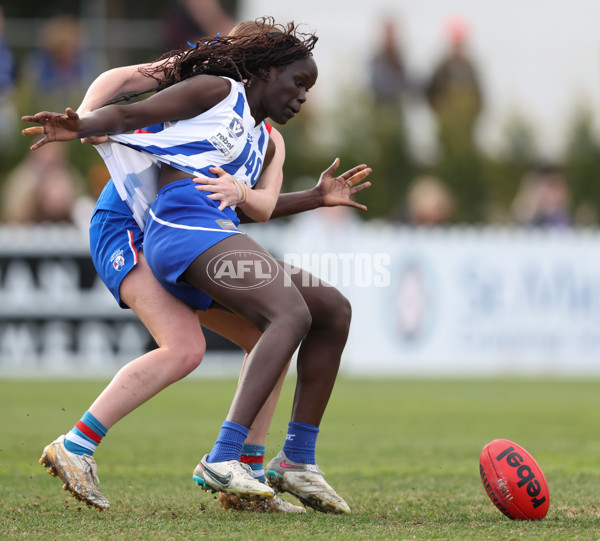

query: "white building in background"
left=240, top=0, right=600, bottom=159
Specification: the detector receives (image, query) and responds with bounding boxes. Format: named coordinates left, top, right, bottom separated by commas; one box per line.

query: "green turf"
left=1, top=378, right=599, bottom=540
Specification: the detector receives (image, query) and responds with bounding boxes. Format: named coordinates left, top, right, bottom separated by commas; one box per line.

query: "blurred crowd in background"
left=0, top=0, right=598, bottom=229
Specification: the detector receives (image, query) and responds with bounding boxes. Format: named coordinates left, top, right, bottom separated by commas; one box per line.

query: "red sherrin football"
left=479, top=439, right=550, bottom=520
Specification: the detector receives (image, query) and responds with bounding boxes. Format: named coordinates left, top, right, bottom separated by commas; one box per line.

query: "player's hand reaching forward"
left=315, top=158, right=372, bottom=210
left=22, top=108, right=82, bottom=150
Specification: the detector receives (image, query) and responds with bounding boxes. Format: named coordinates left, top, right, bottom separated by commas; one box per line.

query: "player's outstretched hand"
left=22, top=107, right=82, bottom=150
left=315, top=158, right=372, bottom=210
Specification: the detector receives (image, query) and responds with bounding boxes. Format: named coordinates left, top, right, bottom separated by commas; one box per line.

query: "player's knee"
left=314, top=289, right=352, bottom=337
left=171, top=338, right=206, bottom=377
left=284, top=300, right=312, bottom=341
left=336, top=293, right=352, bottom=332
left=329, top=293, right=352, bottom=338
left=181, top=348, right=205, bottom=374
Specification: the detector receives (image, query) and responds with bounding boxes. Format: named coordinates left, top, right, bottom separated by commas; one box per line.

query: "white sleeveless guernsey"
left=95, top=77, right=269, bottom=231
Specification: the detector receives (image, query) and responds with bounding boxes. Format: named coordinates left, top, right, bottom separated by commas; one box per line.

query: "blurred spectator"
left=21, top=15, right=96, bottom=111
left=358, top=17, right=416, bottom=220
left=511, top=164, right=572, bottom=228
left=0, top=5, right=15, bottom=94
left=164, top=0, right=236, bottom=50
left=394, top=262, right=428, bottom=340
left=0, top=5, right=17, bottom=145
left=425, top=16, right=486, bottom=223
left=369, top=19, right=410, bottom=106
left=425, top=15, right=483, bottom=149
left=396, top=175, right=454, bottom=226
left=1, top=144, right=85, bottom=225
left=71, top=160, right=112, bottom=230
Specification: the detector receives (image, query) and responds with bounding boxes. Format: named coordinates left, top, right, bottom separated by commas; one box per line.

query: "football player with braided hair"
left=24, top=18, right=369, bottom=514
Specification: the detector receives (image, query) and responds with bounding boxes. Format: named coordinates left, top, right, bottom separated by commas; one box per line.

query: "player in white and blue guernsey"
left=24, top=22, right=352, bottom=515
left=96, top=78, right=269, bottom=235
left=95, top=77, right=270, bottom=310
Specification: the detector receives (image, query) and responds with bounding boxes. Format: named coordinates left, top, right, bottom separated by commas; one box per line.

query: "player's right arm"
left=22, top=75, right=230, bottom=149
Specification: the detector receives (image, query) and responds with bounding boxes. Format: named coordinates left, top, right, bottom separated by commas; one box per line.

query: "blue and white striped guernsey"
left=95, top=77, right=269, bottom=231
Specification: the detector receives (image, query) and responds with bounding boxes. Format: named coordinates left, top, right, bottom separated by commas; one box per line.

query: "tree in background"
left=563, top=106, right=600, bottom=226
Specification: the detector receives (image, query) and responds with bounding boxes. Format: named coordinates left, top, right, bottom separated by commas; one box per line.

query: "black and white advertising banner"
left=0, top=227, right=153, bottom=376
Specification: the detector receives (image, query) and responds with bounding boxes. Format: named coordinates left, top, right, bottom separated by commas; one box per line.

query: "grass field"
left=1, top=377, right=600, bottom=540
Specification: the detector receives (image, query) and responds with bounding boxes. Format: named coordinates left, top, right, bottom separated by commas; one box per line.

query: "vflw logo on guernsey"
left=207, top=250, right=279, bottom=290
left=227, top=116, right=244, bottom=138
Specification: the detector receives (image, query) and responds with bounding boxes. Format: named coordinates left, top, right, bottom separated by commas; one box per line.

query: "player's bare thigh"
left=198, top=307, right=262, bottom=353
left=119, top=251, right=204, bottom=348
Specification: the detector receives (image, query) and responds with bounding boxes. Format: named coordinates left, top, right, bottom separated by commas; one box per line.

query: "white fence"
left=1, top=219, right=599, bottom=377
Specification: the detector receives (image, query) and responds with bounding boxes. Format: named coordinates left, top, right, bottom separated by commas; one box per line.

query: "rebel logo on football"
left=479, top=438, right=550, bottom=520
left=494, top=445, right=547, bottom=510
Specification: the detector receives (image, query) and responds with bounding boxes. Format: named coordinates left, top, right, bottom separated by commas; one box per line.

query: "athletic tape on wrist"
left=234, top=179, right=248, bottom=204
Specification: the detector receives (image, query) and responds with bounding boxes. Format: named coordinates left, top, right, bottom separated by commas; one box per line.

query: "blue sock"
left=241, top=444, right=266, bottom=482
left=282, top=421, right=319, bottom=464
left=206, top=421, right=249, bottom=463
left=64, top=410, right=108, bottom=456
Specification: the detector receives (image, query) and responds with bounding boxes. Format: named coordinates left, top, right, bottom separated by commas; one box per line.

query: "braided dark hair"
left=110, top=17, right=317, bottom=104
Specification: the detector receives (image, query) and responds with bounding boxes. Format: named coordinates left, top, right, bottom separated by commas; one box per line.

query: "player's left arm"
left=194, top=128, right=284, bottom=222
left=270, top=158, right=372, bottom=218
left=235, top=126, right=372, bottom=223
left=200, top=124, right=373, bottom=223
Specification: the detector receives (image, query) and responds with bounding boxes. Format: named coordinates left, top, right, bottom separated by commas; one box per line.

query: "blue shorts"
left=90, top=180, right=222, bottom=310
left=89, top=207, right=142, bottom=308
left=144, top=178, right=242, bottom=310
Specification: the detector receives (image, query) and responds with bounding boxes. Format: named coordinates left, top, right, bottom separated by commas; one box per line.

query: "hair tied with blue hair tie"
left=187, top=33, right=219, bottom=49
